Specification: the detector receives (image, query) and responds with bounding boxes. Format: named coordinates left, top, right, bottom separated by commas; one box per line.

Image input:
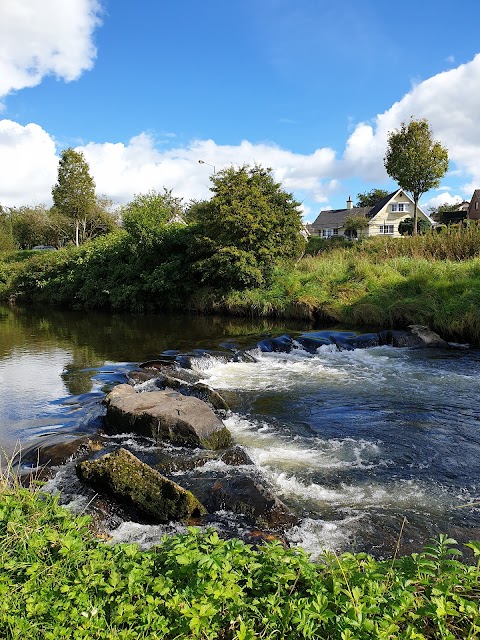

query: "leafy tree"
left=0, top=206, right=15, bottom=251
left=122, top=188, right=184, bottom=245
left=52, top=148, right=96, bottom=246
left=384, top=118, right=449, bottom=235
left=343, top=213, right=369, bottom=238
left=10, top=205, right=53, bottom=249
left=356, top=189, right=390, bottom=208
left=398, top=217, right=430, bottom=235
left=193, top=164, right=305, bottom=288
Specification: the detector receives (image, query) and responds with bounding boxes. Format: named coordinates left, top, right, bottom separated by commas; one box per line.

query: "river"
left=1, top=304, right=480, bottom=558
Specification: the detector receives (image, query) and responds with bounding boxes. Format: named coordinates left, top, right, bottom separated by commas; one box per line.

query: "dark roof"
left=367, top=190, right=399, bottom=217
left=310, top=190, right=400, bottom=229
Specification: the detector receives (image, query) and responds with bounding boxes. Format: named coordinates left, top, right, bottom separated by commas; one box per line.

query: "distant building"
left=306, top=189, right=434, bottom=239
left=468, top=190, right=480, bottom=221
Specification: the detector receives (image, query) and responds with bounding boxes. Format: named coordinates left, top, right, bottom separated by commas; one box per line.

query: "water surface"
left=2, top=304, right=480, bottom=557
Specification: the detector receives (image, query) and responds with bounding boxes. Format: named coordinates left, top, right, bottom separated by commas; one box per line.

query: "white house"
left=306, top=189, right=434, bottom=239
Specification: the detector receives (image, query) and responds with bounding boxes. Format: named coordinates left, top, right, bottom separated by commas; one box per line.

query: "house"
left=467, top=190, right=480, bottom=221
left=306, top=189, right=434, bottom=239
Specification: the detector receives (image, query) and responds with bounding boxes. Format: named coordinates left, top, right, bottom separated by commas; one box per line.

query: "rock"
left=183, top=473, right=298, bottom=529
left=379, top=326, right=449, bottom=348
left=153, top=375, right=230, bottom=411
left=295, top=336, right=332, bottom=353
left=347, top=333, right=380, bottom=348
left=104, top=384, right=233, bottom=450
left=76, top=448, right=206, bottom=523
left=408, top=325, right=449, bottom=348
left=220, top=446, right=254, bottom=466
left=20, top=436, right=105, bottom=469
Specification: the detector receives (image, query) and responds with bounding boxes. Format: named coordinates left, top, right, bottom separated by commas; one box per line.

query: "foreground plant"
left=1, top=480, right=480, bottom=639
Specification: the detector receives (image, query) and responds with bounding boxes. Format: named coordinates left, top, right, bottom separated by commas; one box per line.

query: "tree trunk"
left=75, top=220, right=80, bottom=247
left=413, top=199, right=418, bottom=237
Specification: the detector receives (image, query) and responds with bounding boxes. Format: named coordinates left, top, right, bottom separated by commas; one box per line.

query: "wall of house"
left=367, top=192, right=431, bottom=238
left=468, top=192, right=480, bottom=220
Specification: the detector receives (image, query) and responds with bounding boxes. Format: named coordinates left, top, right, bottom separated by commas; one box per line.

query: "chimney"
left=346, top=196, right=353, bottom=210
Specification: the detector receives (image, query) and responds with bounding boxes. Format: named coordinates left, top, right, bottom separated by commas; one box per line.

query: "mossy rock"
left=77, top=448, right=206, bottom=523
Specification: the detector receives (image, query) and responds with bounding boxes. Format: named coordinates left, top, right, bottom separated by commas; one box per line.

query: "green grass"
left=2, top=479, right=480, bottom=639
left=3, top=226, right=480, bottom=342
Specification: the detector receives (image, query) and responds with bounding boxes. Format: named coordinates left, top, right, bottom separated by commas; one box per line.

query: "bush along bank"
left=3, top=226, right=480, bottom=343
left=2, top=482, right=480, bottom=640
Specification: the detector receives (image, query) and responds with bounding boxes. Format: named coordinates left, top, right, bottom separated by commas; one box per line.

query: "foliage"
left=343, top=213, right=369, bottom=237
left=384, top=118, right=449, bottom=235
left=398, top=217, right=430, bottom=236
left=52, top=148, right=97, bottom=246
left=121, top=189, right=184, bottom=245
left=356, top=189, right=390, bottom=207
left=5, top=223, right=480, bottom=341
left=1, top=483, right=480, bottom=639
left=193, top=164, right=305, bottom=288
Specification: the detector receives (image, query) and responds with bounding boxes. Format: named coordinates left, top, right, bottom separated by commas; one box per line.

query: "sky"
left=1, top=0, right=480, bottom=222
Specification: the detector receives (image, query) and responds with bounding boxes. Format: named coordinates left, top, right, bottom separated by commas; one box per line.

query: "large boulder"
left=104, top=384, right=233, bottom=450
left=76, top=448, right=206, bottom=523
left=408, top=325, right=449, bottom=348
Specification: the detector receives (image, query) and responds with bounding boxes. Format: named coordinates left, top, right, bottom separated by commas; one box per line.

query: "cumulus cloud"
left=2, top=53, right=480, bottom=216
left=78, top=136, right=338, bottom=207
left=422, top=192, right=464, bottom=211
left=0, top=119, right=58, bottom=205
left=0, top=0, right=102, bottom=101
left=342, top=54, right=480, bottom=194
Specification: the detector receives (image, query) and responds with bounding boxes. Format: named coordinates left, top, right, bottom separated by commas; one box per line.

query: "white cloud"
left=422, top=192, right=463, bottom=211
left=2, top=53, right=480, bottom=216
left=342, top=54, right=480, bottom=193
left=0, top=0, right=102, bottom=101
left=0, top=119, right=57, bottom=206
left=78, top=136, right=338, bottom=207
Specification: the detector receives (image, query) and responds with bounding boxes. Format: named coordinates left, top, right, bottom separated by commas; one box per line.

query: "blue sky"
left=1, top=0, right=480, bottom=220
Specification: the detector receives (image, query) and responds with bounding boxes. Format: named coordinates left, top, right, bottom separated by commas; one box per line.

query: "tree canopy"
left=384, top=118, right=449, bottom=235
left=52, top=148, right=96, bottom=246
left=121, top=188, right=184, bottom=245
left=193, top=164, right=305, bottom=288
left=356, top=189, right=390, bottom=208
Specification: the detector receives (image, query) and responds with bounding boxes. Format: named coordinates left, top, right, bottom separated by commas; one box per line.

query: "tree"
left=398, top=217, right=430, bottom=236
left=343, top=213, right=369, bottom=238
left=122, top=188, right=184, bottom=244
left=356, top=189, right=390, bottom=208
left=52, top=148, right=96, bottom=246
left=193, top=164, right=305, bottom=288
left=384, top=118, right=449, bottom=235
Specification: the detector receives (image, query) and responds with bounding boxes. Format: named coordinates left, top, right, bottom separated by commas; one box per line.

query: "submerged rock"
left=104, top=384, right=233, bottom=450
left=77, top=448, right=206, bottom=523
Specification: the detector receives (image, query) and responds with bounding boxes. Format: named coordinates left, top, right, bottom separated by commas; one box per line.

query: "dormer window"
left=391, top=203, right=409, bottom=212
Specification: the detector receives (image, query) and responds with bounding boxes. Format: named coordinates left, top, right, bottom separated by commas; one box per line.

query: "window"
left=322, top=228, right=338, bottom=238
left=379, top=225, right=394, bottom=235
left=391, top=203, right=409, bottom=212
left=476, top=201, right=479, bottom=210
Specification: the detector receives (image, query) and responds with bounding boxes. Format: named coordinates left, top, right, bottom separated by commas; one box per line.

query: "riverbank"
left=2, top=479, right=480, bottom=639
left=2, top=227, right=480, bottom=343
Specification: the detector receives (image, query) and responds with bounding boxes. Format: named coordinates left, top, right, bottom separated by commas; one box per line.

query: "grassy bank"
left=2, top=481, right=480, bottom=639
left=2, top=226, right=480, bottom=342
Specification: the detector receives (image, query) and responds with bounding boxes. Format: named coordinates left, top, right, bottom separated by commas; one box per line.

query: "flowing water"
left=2, top=304, right=480, bottom=558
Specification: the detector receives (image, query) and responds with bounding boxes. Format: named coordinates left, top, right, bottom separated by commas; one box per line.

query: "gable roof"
left=310, top=188, right=434, bottom=229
